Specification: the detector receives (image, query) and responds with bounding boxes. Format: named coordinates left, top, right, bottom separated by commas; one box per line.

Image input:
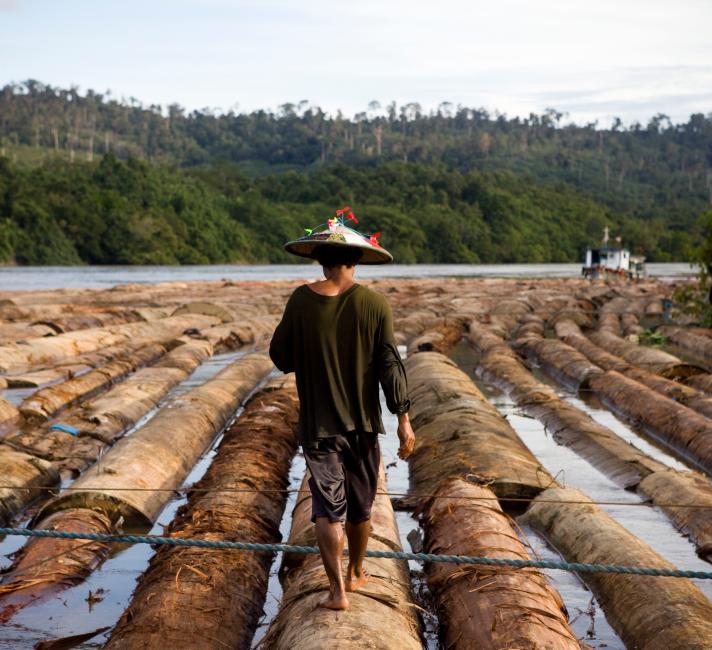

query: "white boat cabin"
left=582, top=226, right=646, bottom=279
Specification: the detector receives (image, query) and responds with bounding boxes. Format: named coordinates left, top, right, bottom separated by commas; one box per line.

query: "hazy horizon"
left=2, top=0, right=711, bottom=127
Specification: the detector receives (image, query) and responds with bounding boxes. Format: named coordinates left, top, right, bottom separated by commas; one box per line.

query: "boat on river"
left=582, top=226, right=646, bottom=280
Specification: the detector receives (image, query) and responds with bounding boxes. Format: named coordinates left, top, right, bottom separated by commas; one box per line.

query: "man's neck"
left=309, top=266, right=356, bottom=296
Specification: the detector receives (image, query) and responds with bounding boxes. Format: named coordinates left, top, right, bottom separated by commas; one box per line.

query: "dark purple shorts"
left=303, top=431, right=380, bottom=524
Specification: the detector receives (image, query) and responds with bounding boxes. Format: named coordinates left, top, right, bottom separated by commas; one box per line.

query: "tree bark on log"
left=589, top=370, right=712, bottom=475
left=0, top=354, right=272, bottom=620
left=421, top=479, right=579, bottom=649
left=405, top=350, right=552, bottom=500
left=0, top=314, right=220, bottom=374
left=523, top=487, right=712, bottom=649
left=105, top=376, right=299, bottom=650
left=590, top=330, right=702, bottom=379
left=19, top=342, right=167, bottom=421
left=660, top=326, right=712, bottom=363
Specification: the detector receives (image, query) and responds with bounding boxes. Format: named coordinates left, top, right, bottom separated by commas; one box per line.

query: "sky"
left=1, top=0, right=711, bottom=126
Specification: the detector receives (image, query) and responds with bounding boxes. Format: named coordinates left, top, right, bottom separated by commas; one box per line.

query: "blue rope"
left=2, top=527, right=712, bottom=579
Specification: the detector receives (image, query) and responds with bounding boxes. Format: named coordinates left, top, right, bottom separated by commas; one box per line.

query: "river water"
left=0, top=263, right=695, bottom=291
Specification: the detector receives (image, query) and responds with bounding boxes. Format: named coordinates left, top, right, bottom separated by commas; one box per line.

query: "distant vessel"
left=582, top=226, right=646, bottom=280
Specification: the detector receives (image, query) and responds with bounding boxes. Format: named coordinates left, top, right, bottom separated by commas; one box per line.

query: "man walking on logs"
left=270, top=207, right=415, bottom=610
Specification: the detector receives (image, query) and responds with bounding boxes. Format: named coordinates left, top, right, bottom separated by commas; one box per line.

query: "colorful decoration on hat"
left=286, top=205, right=392, bottom=264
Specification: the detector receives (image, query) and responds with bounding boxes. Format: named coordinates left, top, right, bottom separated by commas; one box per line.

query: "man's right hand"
left=397, top=413, right=415, bottom=460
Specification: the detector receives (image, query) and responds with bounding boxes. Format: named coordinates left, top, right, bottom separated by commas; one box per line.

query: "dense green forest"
left=0, top=80, right=710, bottom=265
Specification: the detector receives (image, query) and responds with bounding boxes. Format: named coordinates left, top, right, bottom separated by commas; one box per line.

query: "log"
left=0, top=354, right=273, bottom=619
left=589, top=370, right=712, bottom=474
left=523, top=487, right=712, bottom=649
left=589, top=330, right=702, bottom=378
left=406, top=316, right=464, bottom=355
left=421, top=479, right=578, bottom=649
left=470, top=324, right=666, bottom=488
left=405, top=350, right=552, bottom=500
left=19, top=342, right=167, bottom=421
left=261, top=466, right=422, bottom=649
left=0, top=314, right=220, bottom=374
left=5, top=364, right=92, bottom=388
left=0, top=397, right=20, bottom=435
left=517, top=337, right=603, bottom=391
left=660, top=326, right=712, bottom=363
left=105, top=376, right=299, bottom=650
left=638, top=469, right=712, bottom=561
left=0, top=341, right=213, bottom=526
left=0, top=448, right=58, bottom=526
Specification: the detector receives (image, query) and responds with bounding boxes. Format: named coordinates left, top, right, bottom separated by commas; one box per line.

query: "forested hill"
left=0, top=80, right=711, bottom=265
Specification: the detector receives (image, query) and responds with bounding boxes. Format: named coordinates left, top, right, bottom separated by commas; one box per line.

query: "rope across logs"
left=105, top=376, right=300, bottom=650
left=0, top=340, right=213, bottom=527
left=0, top=354, right=273, bottom=622
left=405, top=351, right=578, bottom=648
left=261, top=466, right=423, bottom=649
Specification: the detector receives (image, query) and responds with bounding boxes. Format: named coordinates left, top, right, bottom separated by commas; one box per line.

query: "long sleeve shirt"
left=269, top=283, right=410, bottom=447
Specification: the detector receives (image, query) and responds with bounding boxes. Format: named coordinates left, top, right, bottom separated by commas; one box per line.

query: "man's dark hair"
left=314, top=245, right=363, bottom=268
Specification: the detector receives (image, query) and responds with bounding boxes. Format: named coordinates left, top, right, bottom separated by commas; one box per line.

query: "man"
left=269, top=213, right=415, bottom=610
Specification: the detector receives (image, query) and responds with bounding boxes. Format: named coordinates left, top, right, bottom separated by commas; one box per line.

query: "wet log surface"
left=0, top=354, right=272, bottom=619
left=405, top=350, right=552, bottom=500
left=523, top=487, right=712, bottom=649
left=421, top=479, right=579, bottom=649
left=105, top=376, right=299, bottom=650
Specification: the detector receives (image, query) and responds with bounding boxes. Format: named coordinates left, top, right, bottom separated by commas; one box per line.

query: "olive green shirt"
left=269, top=283, right=410, bottom=447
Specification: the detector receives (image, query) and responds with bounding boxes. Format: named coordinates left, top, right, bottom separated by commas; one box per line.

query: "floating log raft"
left=589, top=329, right=702, bottom=378
left=405, top=350, right=552, bottom=500
left=0, top=313, right=220, bottom=374
left=18, top=342, right=167, bottom=421
left=105, top=376, right=299, bottom=650
left=421, top=479, right=579, bottom=649
left=660, top=326, right=712, bottom=364
left=507, top=322, right=712, bottom=554
left=0, top=354, right=272, bottom=619
left=589, top=370, right=712, bottom=475
left=523, top=487, right=712, bottom=649
left=262, top=466, right=422, bottom=650
left=516, top=336, right=602, bottom=391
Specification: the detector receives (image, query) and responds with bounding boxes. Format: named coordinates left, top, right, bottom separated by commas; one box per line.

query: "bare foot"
left=317, top=593, right=350, bottom=610
left=345, top=568, right=369, bottom=592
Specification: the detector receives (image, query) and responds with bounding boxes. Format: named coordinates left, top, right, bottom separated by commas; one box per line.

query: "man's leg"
left=345, top=519, right=370, bottom=591
left=314, top=517, right=349, bottom=609
left=344, top=432, right=380, bottom=592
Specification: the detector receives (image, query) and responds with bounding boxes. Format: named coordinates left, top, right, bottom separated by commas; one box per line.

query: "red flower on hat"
left=346, top=211, right=359, bottom=225
left=335, top=206, right=351, bottom=216
left=369, top=232, right=382, bottom=248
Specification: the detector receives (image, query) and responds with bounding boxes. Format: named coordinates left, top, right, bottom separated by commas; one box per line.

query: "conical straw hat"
left=284, top=207, right=393, bottom=264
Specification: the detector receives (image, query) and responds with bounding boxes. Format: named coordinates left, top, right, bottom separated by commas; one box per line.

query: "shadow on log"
left=105, top=375, right=299, bottom=650
left=421, top=478, right=579, bottom=649
left=523, top=487, right=712, bottom=649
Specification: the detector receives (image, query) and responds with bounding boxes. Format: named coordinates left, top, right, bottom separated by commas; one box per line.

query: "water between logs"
left=1, top=275, right=711, bottom=649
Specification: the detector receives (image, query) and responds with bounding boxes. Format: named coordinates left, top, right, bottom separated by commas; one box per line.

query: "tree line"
left=0, top=80, right=710, bottom=264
